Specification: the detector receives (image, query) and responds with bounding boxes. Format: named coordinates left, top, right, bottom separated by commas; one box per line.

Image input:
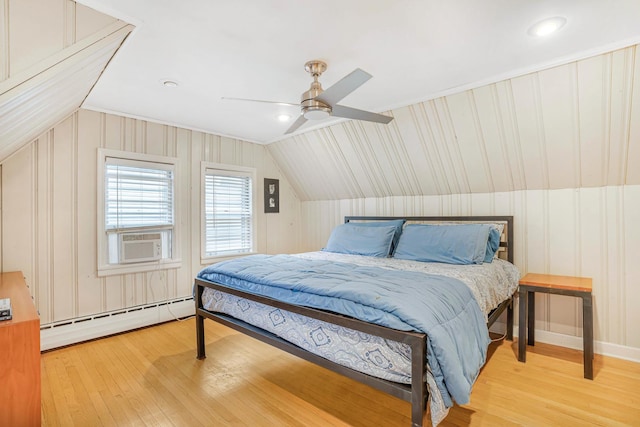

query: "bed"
left=194, top=216, right=519, bottom=426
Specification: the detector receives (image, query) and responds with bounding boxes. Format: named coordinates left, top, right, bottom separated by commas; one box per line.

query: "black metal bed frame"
left=195, top=216, right=514, bottom=427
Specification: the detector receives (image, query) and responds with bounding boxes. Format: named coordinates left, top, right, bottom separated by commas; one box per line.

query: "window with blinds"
left=102, top=156, right=175, bottom=265
left=203, top=166, right=255, bottom=258
left=105, top=159, right=174, bottom=231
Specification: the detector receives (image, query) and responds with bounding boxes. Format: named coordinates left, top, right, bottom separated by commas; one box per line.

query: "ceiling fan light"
left=303, top=106, right=331, bottom=120
left=528, top=16, right=566, bottom=37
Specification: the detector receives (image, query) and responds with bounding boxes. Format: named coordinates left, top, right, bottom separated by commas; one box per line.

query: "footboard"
left=195, top=278, right=429, bottom=426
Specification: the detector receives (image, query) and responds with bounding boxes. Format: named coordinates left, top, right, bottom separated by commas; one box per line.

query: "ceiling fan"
left=223, top=60, right=394, bottom=134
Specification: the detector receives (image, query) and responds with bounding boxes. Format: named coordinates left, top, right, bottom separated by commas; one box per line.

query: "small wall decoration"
left=264, top=178, right=279, bottom=213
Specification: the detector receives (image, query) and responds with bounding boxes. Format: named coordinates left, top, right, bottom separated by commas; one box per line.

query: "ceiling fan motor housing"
left=301, top=81, right=331, bottom=119
left=301, top=60, right=332, bottom=120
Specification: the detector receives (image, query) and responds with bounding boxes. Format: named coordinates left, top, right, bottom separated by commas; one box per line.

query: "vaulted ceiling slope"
left=268, top=44, right=640, bottom=201
left=0, top=2, right=132, bottom=163
left=76, top=0, right=640, bottom=144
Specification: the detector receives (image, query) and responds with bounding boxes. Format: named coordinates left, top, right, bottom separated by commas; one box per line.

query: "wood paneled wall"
left=298, top=186, right=640, bottom=358
left=2, top=0, right=638, bottom=360
left=0, top=109, right=301, bottom=325
left=265, top=42, right=640, bottom=361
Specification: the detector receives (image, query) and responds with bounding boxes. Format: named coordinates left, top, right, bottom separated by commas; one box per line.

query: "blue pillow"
left=323, top=224, right=397, bottom=257
left=347, top=219, right=406, bottom=255
left=393, top=224, right=491, bottom=264
left=484, top=226, right=501, bottom=263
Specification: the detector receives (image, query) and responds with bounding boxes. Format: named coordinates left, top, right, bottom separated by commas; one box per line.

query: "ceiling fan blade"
left=221, top=97, right=298, bottom=107
left=331, top=105, right=393, bottom=124
left=315, top=68, right=372, bottom=106
left=284, top=114, right=308, bottom=134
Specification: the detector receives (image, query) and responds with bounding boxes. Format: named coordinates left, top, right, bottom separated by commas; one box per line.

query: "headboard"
left=344, top=216, right=514, bottom=264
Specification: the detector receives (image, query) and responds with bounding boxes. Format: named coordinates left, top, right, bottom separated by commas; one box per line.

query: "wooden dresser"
left=0, top=271, right=41, bottom=426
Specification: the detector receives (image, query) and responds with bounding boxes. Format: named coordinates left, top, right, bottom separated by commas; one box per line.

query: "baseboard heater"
left=40, top=297, right=194, bottom=351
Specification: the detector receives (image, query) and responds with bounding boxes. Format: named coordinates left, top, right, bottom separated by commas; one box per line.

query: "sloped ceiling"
left=68, top=0, right=640, bottom=203
left=268, top=44, right=640, bottom=201
left=0, top=21, right=132, bottom=162
left=76, top=0, right=640, bottom=144
left=4, top=1, right=640, bottom=202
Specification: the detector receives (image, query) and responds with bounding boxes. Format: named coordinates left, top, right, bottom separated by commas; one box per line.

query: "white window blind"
left=105, top=158, right=174, bottom=232
left=204, top=171, right=253, bottom=257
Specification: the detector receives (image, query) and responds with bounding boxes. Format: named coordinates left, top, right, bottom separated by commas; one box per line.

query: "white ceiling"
left=77, top=0, right=640, bottom=144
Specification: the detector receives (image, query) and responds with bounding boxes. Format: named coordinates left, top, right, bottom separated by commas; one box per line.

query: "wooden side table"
left=518, top=273, right=594, bottom=379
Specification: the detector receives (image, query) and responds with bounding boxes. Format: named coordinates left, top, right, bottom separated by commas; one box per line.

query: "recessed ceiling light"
left=528, top=16, right=567, bottom=37
left=277, top=114, right=291, bottom=122
left=161, top=80, right=179, bottom=87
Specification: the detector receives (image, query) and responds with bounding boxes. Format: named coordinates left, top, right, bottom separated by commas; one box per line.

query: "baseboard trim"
left=490, top=321, right=640, bottom=363
left=40, top=298, right=195, bottom=351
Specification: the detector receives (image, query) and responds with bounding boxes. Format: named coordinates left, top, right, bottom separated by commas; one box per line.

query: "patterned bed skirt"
left=201, top=287, right=449, bottom=425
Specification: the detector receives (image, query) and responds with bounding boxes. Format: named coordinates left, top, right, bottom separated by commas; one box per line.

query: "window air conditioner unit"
left=119, top=233, right=162, bottom=263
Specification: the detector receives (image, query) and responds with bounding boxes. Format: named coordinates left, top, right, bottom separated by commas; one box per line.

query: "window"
left=98, top=149, right=180, bottom=276
left=202, top=163, right=256, bottom=261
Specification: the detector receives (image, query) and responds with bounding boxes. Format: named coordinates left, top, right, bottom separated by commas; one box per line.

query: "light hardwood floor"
left=41, top=318, right=640, bottom=426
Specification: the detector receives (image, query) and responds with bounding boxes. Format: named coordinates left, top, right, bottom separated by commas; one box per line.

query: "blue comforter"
left=197, top=254, right=490, bottom=407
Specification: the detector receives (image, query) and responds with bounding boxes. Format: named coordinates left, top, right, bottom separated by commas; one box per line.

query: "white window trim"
left=200, top=162, right=257, bottom=264
left=97, top=148, right=181, bottom=277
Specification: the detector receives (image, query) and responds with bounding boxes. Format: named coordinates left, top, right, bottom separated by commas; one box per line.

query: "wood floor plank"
left=41, top=319, right=640, bottom=426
